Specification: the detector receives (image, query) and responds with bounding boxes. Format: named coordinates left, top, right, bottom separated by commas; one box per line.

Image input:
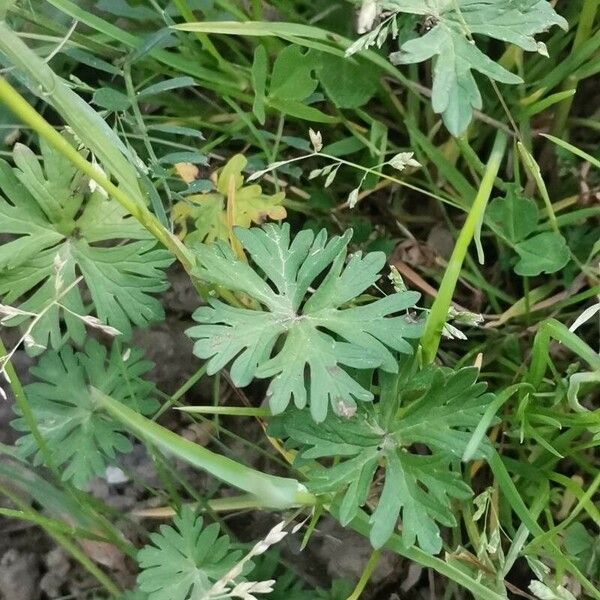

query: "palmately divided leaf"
left=137, top=507, right=241, bottom=600
left=384, top=0, right=567, bottom=134
left=173, top=153, right=286, bottom=244
left=186, top=224, right=422, bottom=421
left=12, top=340, right=158, bottom=488
left=0, top=138, right=173, bottom=352
left=279, top=366, right=494, bottom=551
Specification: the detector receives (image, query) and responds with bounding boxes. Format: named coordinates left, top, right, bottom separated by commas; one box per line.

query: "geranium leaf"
left=278, top=366, right=494, bottom=551
left=186, top=223, right=422, bottom=421
left=12, top=340, right=158, bottom=488
left=0, top=138, right=173, bottom=352
left=137, top=507, right=242, bottom=600
left=382, top=0, right=567, bottom=134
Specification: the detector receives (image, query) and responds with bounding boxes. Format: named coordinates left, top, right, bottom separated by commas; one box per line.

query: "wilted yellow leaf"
left=173, top=154, right=286, bottom=245
left=174, top=162, right=200, bottom=183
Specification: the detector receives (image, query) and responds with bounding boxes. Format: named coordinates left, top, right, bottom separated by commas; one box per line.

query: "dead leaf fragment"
left=175, top=162, right=200, bottom=183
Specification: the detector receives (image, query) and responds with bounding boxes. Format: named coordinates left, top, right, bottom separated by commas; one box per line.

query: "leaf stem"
left=421, top=132, right=507, bottom=363
left=321, top=153, right=457, bottom=209
left=340, top=506, right=508, bottom=600
left=250, top=151, right=457, bottom=209
left=132, top=493, right=291, bottom=518
left=517, top=141, right=559, bottom=234
left=346, top=549, right=381, bottom=600
left=176, top=406, right=272, bottom=417
left=152, top=364, right=209, bottom=420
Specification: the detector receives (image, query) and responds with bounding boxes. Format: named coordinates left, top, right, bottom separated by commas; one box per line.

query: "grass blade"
left=421, top=132, right=507, bottom=363
left=540, top=133, right=600, bottom=168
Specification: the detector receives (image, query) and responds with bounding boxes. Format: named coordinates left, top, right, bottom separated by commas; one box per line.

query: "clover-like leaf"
left=487, top=185, right=539, bottom=243
left=385, top=0, right=567, bottom=134
left=317, top=53, right=378, bottom=109
left=269, top=45, right=321, bottom=102
left=173, top=154, right=286, bottom=244
left=12, top=340, right=158, bottom=488
left=137, top=507, right=241, bottom=600
left=0, top=138, right=173, bottom=352
left=278, top=366, right=494, bottom=552
left=514, top=232, right=570, bottom=276
left=186, top=224, right=422, bottom=421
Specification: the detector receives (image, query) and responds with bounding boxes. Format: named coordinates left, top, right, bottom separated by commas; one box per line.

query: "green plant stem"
left=421, top=132, right=507, bottom=363
left=323, top=153, right=458, bottom=208
left=318, top=152, right=456, bottom=208
left=0, top=336, right=58, bottom=474
left=134, top=494, right=283, bottom=517
left=122, top=65, right=170, bottom=227
left=93, top=389, right=316, bottom=509
left=152, top=365, right=209, bottom=421
left=550, top=0, right=598, bottom=137
left=341, top=507, right=507, bottom=600
left=0, top=485, right=121, bottom=596
left=0, top=76, right=194, bottom=270
left=346, top=549, right=381, bottom=600
left=523, top=276, right=531, bottom=327
left=253, top=150, right=458, bottom=209
left=0, top=507, right=115, bottom=545
left=212, top=370, right=221, bottom=436
left=517, top=142, right=559, bottom=234
left=171, top=0, right=231, bottom=69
